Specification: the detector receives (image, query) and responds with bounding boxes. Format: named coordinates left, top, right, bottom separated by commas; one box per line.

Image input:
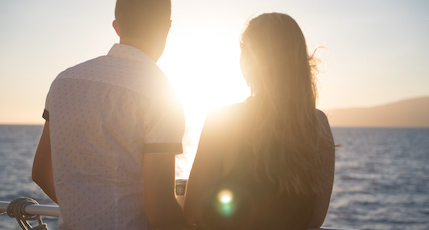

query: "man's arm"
left=143, top=153, right=187, bottom=229
left=32, top=121, right=58, bottom=204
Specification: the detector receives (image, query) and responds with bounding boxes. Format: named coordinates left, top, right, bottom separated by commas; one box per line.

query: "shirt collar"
left=107, top=43, right=168, bottom=81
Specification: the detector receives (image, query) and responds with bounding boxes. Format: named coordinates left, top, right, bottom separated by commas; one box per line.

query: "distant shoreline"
left=326, top=95, right=429, bottom=128
left=2, top=96, right=429, bottom=128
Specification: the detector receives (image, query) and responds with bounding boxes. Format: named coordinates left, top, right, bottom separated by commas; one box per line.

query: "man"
left=32, top=0, right=186, bottom=229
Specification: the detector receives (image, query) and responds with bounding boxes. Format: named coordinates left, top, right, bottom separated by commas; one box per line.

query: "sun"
left=158, top=30, right=250, bottom=127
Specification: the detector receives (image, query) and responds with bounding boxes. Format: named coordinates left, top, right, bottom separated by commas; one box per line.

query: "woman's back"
left=194, top=103, right=317, bottom=230
left=196, top=149, right=316, bottom=230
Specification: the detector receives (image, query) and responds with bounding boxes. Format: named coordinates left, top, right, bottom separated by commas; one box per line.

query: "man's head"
left=113, top=0, right=172, bottom=60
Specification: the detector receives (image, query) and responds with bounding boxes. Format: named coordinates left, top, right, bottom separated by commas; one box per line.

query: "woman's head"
left=240, top=13, right=317, bottom=109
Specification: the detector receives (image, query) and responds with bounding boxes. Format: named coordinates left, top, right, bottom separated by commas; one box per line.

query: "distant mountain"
left=326, top=96, right=429, bottom=127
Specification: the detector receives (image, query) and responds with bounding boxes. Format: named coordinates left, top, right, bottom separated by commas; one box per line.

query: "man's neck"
left=119, top=37, right=161, bottom=62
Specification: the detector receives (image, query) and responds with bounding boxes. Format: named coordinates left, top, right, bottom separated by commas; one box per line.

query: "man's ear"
left=160, top=19, right=172, bottom=39
left=113, top=20, right=120, bottom=36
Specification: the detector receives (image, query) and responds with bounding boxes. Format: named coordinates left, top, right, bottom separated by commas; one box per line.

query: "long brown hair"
left=240, top=13, right=324, bottom=195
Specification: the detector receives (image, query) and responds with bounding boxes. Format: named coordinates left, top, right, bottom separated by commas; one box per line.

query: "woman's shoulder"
left=315, top=109, right=328, bottom=123
left=205, top=102, right=249, bottom=125
left=210, top=101, right=247, bottom=114
left=200, top=102, right=248, bottom=151
left=316, top=109, right=333, bottom=132
left=315, top=109, right=335, bottom=150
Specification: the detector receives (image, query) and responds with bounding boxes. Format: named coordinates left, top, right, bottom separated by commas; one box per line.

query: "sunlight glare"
left=159, top=30, right=250, bottom=127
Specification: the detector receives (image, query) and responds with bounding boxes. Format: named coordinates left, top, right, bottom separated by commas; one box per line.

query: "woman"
left=184, top=13, right=335, bottom=230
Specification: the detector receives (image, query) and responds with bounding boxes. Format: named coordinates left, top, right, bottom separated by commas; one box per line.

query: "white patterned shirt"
left=43, top=44, right=185, bottom=230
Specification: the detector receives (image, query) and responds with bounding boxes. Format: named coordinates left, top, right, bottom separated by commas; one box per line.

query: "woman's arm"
left=183, top=111, right=231, bottom=226
left=308, top=110, right=335, bottom=228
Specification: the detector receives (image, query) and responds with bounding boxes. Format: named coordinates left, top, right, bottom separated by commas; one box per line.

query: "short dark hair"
left=115, top=0, right=171, bottom=40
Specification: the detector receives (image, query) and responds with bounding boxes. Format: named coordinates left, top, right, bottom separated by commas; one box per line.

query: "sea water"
left=0, top=125, right=428, bottom=230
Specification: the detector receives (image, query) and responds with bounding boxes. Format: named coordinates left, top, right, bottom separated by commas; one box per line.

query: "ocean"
left=0, top=125, right=428, bottom=230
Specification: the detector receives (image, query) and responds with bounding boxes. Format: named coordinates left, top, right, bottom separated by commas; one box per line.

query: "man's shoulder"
left=53, top=54, right=171, bottom=99
left=60, top=55, right=110, bottom=75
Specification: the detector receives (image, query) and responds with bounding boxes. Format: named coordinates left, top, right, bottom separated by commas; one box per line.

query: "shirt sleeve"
left=42, top=109, right=50, bottom=121
left=42, top=89, right=51, bottom=121
left=142, top=90, right=185, bottom=154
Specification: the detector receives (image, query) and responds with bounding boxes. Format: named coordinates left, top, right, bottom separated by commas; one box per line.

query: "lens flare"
left=217, top=190, right=233, bottom=203
left=216, top=189, right=235, bottom=216
left=221, top=195, right=232, bottom=204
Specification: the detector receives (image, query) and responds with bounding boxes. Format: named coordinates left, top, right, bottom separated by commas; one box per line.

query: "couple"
left=32, top=0, right=335, bottom=229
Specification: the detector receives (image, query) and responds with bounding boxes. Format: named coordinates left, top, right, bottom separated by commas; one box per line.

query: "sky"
left=1, top=0, right=428, bottom=125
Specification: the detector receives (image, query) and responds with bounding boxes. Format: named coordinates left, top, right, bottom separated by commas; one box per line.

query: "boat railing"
left=0, top=200, right=59, bottom=217
left=1, top=199, right=349, bottom=230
